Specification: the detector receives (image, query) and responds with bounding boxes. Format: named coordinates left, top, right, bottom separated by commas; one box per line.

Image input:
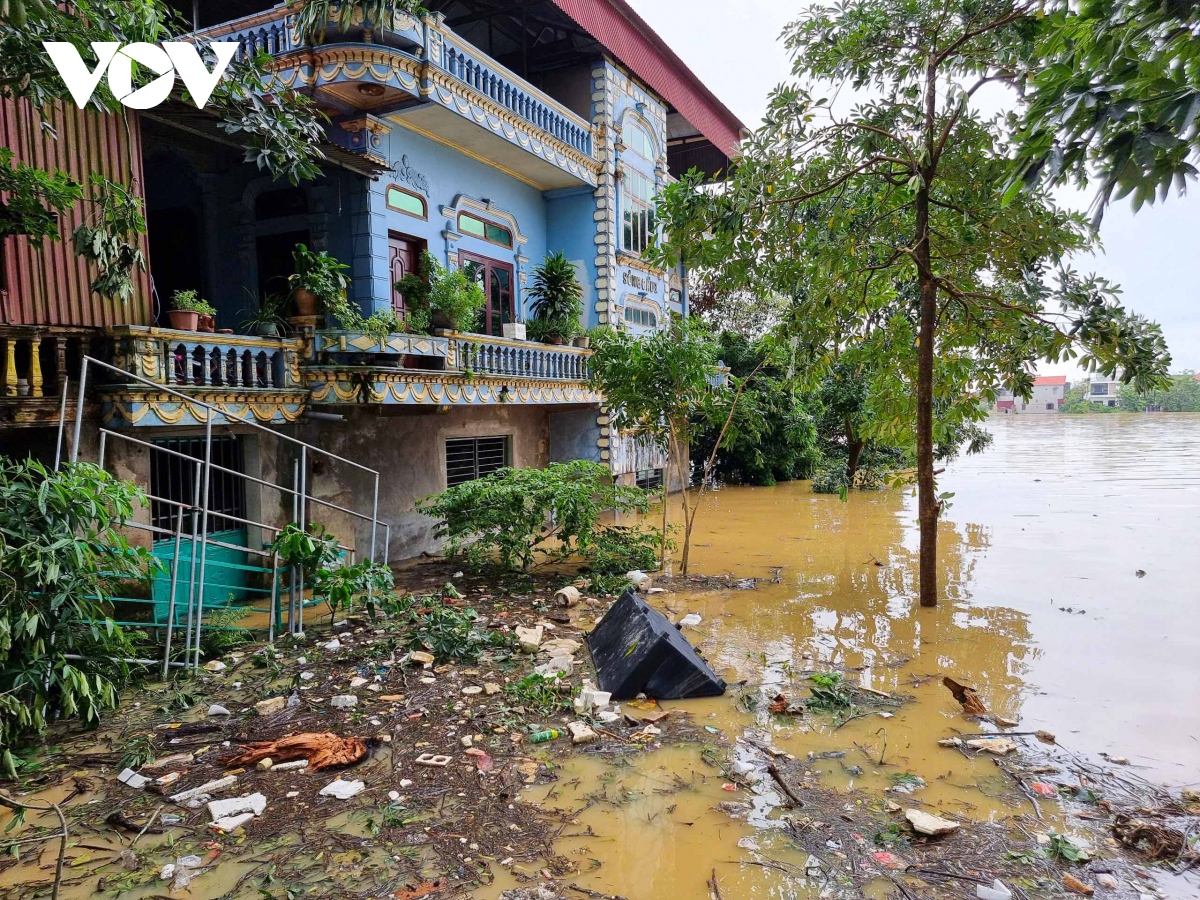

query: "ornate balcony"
left=195, top=4, right=600, bottom=189
left=103, top=326, right=309, bottom=427
left=0, top=325, right=97, bottom=427
left=451, top=332, right=589, bottom=381
left=306, top=330, right=599, bottom=407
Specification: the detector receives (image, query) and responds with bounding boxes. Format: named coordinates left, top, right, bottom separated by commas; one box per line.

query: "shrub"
left=587, top=525, right=664, bottom=575
left=416, top=460, right=652, bottom=573
left=0, top=458, right=158, bottom=773
left=399, top=597, right=510, bottom=662
left=395, top=251, right=487, bottom=334
left=527, top=251, right=583, bottom=342
left=811, top=464, right=850, bottom=496
left=315, top=560, right=395, bottom=618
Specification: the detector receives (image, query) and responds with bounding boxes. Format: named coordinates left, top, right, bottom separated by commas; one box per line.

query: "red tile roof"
left=551, top=0, right=745, bottom=157
left=1034, top=375, right=1068, bottom=386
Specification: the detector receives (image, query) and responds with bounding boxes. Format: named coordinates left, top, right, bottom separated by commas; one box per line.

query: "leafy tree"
left=588, top=317, right=765, bottom=574
left=0, top=458, right=157, bottom=772
left=1011, top=0, right=1200, bottom=218
left=654, top=0, right=1170, bottom=606
left=693, top=331, right=821, bottom=486
left=416, top=460, right=654, bottom=573
left=1122, top=371, right=1200, bottom=411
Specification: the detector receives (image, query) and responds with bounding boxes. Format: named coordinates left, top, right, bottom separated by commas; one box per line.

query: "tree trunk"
left=660, top=481, right=669, bottom=572
left=845, top=419, right=864, bottom=483
left=914, top=62, right=940, bottom=608
left=671, top=430, right=694, bottom=576
left=913, top=176, right=938, bottom=607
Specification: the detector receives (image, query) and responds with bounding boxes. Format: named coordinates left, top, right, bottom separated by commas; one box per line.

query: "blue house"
left=2, top=0, right=744, bottom=569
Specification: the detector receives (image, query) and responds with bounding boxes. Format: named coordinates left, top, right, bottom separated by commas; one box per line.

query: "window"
left=446, top=436, right=511, bottom=487
left=623, top=304, right=657, bottom=328
left=622, top=168, right=656, bottom=254
left=1091, top=383, right=1108, bottom=395
left=460, top=252, right=514, bottom=337
left=636, top=468, right=663, bottom=491
left=149, top=436, right=247, bottom=536
left=1046, top=403, right=1054, bottom=410
left=622, top=120, right=655, bottom=160
left=458, top=212, right=513, bottom=248
left=386, top=186, right=427, bottom=219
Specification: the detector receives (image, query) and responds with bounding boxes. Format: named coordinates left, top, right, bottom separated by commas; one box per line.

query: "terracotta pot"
left=198, top=314, right=215, bottom=333
left=549, top=334, right=567, bottom=346
left=293, top=288, right=318, bottom=317
left=168, top=309, right=199, bottom=331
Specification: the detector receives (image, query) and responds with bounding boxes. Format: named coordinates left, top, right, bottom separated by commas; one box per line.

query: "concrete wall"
left=293, top=405, right=552, bottom=562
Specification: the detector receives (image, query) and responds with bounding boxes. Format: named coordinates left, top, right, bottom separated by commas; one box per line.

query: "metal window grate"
left=150, top=436, right=247, bottom=535
left=635, top=468, right=664, bottom=491
left=446, top=436, right=511, bottom=487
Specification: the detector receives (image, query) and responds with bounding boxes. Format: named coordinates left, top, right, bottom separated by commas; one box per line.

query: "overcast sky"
left=627, top=0, right=1200, bottom=374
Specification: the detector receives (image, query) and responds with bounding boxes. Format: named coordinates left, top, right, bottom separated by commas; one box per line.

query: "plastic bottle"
left=530, top=729, right=560, bottom=743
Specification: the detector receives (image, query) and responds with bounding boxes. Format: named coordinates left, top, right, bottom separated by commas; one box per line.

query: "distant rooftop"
left=1034, top=375, right=1068, bottom=386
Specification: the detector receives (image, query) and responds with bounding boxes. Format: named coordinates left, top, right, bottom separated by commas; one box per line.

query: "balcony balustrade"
left=0, top=325, right=95, bottom=401
left=451, top=332, right=590, bottom=382
left=193, top=3, right=597, bottom=183
left=439, top=35, right=593, bottom=157
left=108, top=327, right=303, bottom=391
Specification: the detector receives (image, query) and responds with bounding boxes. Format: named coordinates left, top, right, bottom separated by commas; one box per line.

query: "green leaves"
left=0, top=148, right=83, bottom=243
left=1011, top=0, right=1200, bottom=218
left=71, top=176, right=148, bottom=303
left=528, top=251, right=584, bottom=341
left=0, top=457, right=152, bottom=755
left=416, top=461, right=652, bottom=573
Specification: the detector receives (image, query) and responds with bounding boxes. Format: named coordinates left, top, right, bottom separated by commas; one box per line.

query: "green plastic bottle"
left=530, top=729, right=560, bottom=743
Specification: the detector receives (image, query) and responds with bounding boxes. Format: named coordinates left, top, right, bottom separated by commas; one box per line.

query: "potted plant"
left=574, top=327, right=594, bottom=349
left=527, top=251, right=583, bottom=345
left=288, top=244, right=358, bottom=327
left=169, top=289, right=216, bottom=332
left=239, top=291, right=289, bottom=338
left=395, top=251, right=486, bottom=334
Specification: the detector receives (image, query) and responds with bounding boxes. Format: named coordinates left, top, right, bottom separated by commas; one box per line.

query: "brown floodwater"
left=512, top=413, right=1200, bottom=899
left=6, top=414, right=1197, bottom=900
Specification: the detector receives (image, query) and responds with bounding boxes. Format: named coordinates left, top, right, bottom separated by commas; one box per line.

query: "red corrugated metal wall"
left=1, top=98, right=152, bottom=327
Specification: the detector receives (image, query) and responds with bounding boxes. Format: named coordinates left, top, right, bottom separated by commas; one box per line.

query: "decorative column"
left=28, top=336, right=43, bottom=398
left=3, top=339, right=15, bottom=397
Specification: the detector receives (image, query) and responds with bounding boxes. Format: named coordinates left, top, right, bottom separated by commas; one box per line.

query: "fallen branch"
left=767, top=762, right=805, bottom=807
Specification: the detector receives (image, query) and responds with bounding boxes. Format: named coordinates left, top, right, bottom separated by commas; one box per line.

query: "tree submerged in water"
left=653, top=0, right=1171, bottom=607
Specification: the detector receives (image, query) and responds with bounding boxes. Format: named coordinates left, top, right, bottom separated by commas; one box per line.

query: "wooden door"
left=389, top=232, right=424, bottom=319
left=459, top=251, right=514, bottom=337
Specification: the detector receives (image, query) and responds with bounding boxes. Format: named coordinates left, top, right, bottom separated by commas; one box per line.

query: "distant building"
left=993, top=376, right=1067, bottom=414
left=1086, top=378, right=1122, bottom=407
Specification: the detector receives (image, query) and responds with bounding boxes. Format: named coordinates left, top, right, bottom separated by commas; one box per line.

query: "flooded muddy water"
left=5, top=415, right=1197, bottom=900
left=528, top=414, right=1200, bottom=899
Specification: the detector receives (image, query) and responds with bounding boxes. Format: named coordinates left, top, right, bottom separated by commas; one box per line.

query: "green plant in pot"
left=239, top=290, right=289, bottom=337
left=395, top=251, right=486, bottom=334
left=528, top=251, right=583, bottom=345
left=288, top=243, right=358, bottom=328
left=169, top=289, right=216, bottom=332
